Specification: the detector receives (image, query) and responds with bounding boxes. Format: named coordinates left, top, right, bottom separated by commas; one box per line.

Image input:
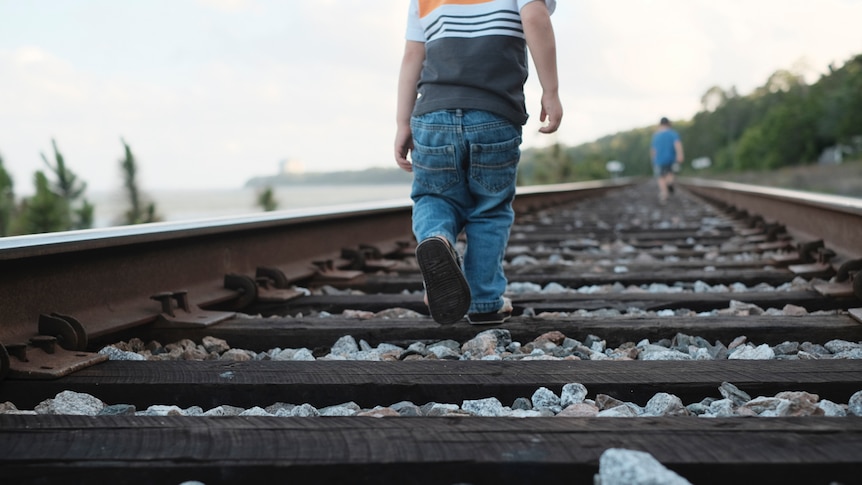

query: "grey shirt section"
left=413, top=35, right=530, bottom=126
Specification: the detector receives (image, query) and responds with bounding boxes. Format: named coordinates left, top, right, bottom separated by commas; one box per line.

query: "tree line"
left=518, top=52, right=862, bottom=184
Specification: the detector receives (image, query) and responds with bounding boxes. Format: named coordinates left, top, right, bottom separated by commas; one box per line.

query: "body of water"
left=90, top=184, right=413, bottom=228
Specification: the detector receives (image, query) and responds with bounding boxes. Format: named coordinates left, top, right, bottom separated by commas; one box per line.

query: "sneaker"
left=668, top=184, right=675, bottom=195
left=467, top=297, right=512, bottom=325
left=415, top=237, right=471, bottom=325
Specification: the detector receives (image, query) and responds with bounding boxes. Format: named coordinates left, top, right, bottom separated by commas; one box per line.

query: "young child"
left=394, top=0, right=562, bottom=325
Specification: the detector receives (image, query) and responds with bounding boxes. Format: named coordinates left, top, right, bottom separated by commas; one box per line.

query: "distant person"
left=650, top=117, right=684, bottom=203
left=394, top=0, right=562, bottom=325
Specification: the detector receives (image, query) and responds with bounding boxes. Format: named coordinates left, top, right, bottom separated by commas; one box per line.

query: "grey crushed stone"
left=7, top=387, right=861, bottom=420
left=596, top=448, right=692, bottom=485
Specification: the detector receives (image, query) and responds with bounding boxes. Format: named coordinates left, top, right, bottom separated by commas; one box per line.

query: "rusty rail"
left=682, top=177, right=862, bottom=317
left=682, top=178, right=862, bottom=262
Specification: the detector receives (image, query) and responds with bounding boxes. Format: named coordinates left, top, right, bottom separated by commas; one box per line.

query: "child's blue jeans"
left=409, top=109, right=522, bottom=314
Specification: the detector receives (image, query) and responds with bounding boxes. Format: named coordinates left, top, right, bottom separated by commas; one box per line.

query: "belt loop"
left=455, top=109, right=463, bottom=117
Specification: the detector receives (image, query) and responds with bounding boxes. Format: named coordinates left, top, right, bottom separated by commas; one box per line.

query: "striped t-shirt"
left=405, top=0, right=556, bottom=126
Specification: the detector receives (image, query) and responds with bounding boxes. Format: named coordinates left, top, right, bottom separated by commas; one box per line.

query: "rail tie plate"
left=4, top=339, right=107, bottom=380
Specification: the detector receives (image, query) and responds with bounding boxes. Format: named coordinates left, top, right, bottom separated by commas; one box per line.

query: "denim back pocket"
left=469, top=135, right=521, bottom=193
left=411, top=140, right=460, bottom=193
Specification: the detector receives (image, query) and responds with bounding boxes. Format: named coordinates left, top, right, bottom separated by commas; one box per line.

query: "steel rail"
left=681, top=177, right=862, bottom=262
left=0, top=179, right=633, bottom=374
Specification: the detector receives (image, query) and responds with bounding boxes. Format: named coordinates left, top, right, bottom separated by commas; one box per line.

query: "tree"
left=256, top=187, right=279, bottom=212
left=12, top=171, right=69, bottom=235
left=736, top=73, right=819, bottom=171
left=700, top=85, right=727, bottom=112
left=119, top=138, right=160, bottom=224
left=763, top=69, right=806, bottom=94
left=0, top=153, right=15, bottom=236
left=72, top=198, right=94, bottom=230
left=829, top=55, right=862, bottom=143
left=40, top=139, right=93, bottom=230
left=41, top=139, right=85, bottom=201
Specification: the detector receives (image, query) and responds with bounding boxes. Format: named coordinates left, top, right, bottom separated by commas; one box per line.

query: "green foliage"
left=12, top=171, right=70, bottom=234
left=41, top=139, right=86, bottom=201
left=256, top=187, right=279, bottom=211
left=519, top=53, right=862, bottom=184
left=519, top=127, right=655, bottom=186
left=818, top=56, right=862, bottom=144
left=2, top=139, right=103, bottom=235
left=0, top=153, right=15, bottom=236
left=74, top=199, right=95, bottom=230
left=736, top=97, right=818, bottom=170
left=37, top=139, right=93, bottom=230
left=519, top=144, right=575, bottom=184
left=120, top=138, right=161, bottom=224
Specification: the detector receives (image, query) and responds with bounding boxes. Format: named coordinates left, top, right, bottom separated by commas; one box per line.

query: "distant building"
left=279, top=159, right=305, bottom=174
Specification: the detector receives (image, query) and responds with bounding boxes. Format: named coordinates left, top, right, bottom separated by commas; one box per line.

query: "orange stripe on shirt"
left=418, top=0, right=495, bottom=18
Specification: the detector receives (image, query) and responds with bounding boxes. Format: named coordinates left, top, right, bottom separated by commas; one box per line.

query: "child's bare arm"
left=674, top=140, right=685, bottom=163
left=521, top=1, right=562, bottom=134
left=394, top=40, right=426, bottom=172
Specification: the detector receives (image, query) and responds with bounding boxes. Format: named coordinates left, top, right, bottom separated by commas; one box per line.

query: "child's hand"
left=539, top=92, right=562, bottom=134
left=394, top=127, right=414, bottom=172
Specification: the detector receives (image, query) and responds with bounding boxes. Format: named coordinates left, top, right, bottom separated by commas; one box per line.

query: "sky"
left=1, top=0, right=861, bottom=194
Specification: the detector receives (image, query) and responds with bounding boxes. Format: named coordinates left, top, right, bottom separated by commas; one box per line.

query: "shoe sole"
left=415, top=238, right=471, bottom=325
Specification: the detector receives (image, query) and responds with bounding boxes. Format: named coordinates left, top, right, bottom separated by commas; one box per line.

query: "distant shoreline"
left=245, top=167, right=413, bottom=188
left=89, top=184, right=413, bottom=228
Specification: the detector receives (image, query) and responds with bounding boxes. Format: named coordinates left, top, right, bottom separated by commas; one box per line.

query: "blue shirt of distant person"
left=651, top=117, right=682, bottom=175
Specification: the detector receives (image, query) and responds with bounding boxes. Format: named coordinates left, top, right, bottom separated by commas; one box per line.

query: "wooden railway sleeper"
left=149, top=291, right=235, bottom=328
left=0, top=313, right=108, bottom=380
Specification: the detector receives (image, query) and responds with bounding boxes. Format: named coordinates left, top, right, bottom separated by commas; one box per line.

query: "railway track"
left=1, top=177, right=861, bottom=484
